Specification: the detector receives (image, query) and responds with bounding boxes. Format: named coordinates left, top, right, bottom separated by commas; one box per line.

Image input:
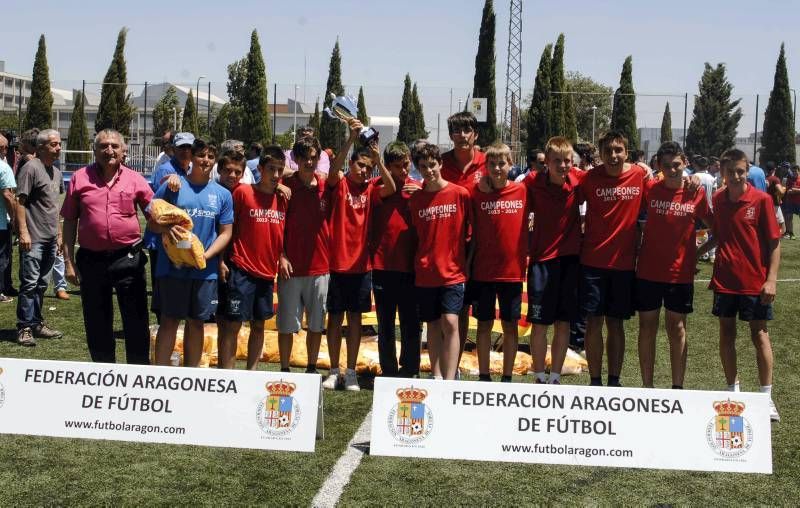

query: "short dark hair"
left=21, top=128, right=39, bottom=149
left=259, top=145, right=286, bottom=166
left=218, top=150, right=246, bottom=171
left=447, top=111, right=478, bottom=136
left=527, top=148, right=544, bottom=166
left=349, top=146, right=373, bottom=163
left=191, top=138, right=217, bottom=158
left=656, top=141, right=685, bottom=162
left=412, top=143, right=442, bottom=165
left=292, top=137, right=321, bottom=160
left=383, top=141, right=410, bottom=165
left=720, top=148, right=749, bottom=169
left=296, top=126, right=314, bottom=138
left=598, top=130, right=628, bottom=152
left=574, top=143, right=595, bottom=161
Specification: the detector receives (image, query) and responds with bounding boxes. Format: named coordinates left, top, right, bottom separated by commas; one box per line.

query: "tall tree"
left=660, top=102, right=673, bottom=143
left=309, top=99, right=321, bottom=133
left=210, top=103, right=230, bottom=144
left=226, top=57, right=247, bottom=140
left=182, top=89, right=198, bottom=134
left=95, top=27, right=134, bottom=136
left=240, top=29, right=271, bottom=145
left=564, top=83, right=578, bottom=144
left=760, top=43, right=796, bottom=165
left=610, top=55, right=639, bottom=150
left=151, top=85, right=179, bottom=142
left=357, top=86, right=369, bottom=125
left=549, top=33, right=567, bottom=138
left=66, top=92, right=90, bottom=165
left=319, top=40, right=346, bottom=151
left=23, top=34, right=53, bottom=130
left=525, top=44, right=552, bottom=152
left=563, top=71, right=613, bottom=144
left=685, top=63, right=742, bottom=158
left=412, top=83, right=428, bottom=140
left=397, top=74, right=417, bottom=143
left=472, top=0, right=497, bottom=144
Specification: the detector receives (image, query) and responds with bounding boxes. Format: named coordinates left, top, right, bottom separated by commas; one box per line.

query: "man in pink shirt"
left=61, top=129, right=154, bottom=364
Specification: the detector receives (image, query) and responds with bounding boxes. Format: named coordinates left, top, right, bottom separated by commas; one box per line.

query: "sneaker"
left=32, top=323, right=63, bottom=339
left=0, top=294, right=13, bottom=303
left=343, top=369, right=360, bottom=392
left=17, top=327, right=36, bottom=347
left=770, top=400, right=780, bottom=422
left=55, top=290, right=70, bottom=300
left=322, top=371, right=340, bottom=390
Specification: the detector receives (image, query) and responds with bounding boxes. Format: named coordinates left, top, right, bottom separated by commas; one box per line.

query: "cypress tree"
left=525, top=44, right=552, bottom=152
left=397, top=74, right=417, bottom=143
left=412, top=83, right=428, bottom=140
left=357, top=86, right=369, bottom=125
left=24, top=34, right=53, bottom=130
left=549, top=33, right=567, bottom=137
left=66, top=92, right=90, bottom=165
left=610, top=56, right=639, bottom=151
left=182, top=89, right=198, bottom=134
left=564, top=83, right=578, bottom=144
left=472, top=0, right=497, bottom=144
left=151, top=85, right=179, bottom=142
left=210, top=103, right=230, bottom=144
left=660, top=102, right=672, bottom=143
left=309, top=99, right=321, bottom=133
left=685, top=63, right=742, bottom=158
left=240, top=29, right=271, bottom=145
left=95, top=27, right=134, bottom=136
left=319, top=40, right=346, bottom=151
left=760, top=43, right=796, bottom=165
left=226, top=57, right=247, bottom=141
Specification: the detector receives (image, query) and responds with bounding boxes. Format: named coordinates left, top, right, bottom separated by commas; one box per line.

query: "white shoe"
left=322, top=371, right=340, bottom=390
left=344, top=369, right=360, bottom=392
left=770, top=400, right=780, bottom=422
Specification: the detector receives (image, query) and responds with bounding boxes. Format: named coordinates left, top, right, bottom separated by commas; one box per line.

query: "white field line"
left=311, top=410, right=373, bottom=508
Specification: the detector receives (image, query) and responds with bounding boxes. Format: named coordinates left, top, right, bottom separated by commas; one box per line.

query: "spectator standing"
left=0, top=133, right=16, bottom=302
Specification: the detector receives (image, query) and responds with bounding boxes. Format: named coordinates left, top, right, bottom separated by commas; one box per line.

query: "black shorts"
left=635, top=278, right=694, bottom=314
left=327, top=272, right=372, bottom=314
left=417, top=283, right=465, bottom=322
left=222, top=263, right=275, bottom=322
left=579, top=265, right=635, bottom=320
left=528, top=255, right=579, bottom=325
left=712, top=292, right=773, bottom=321
left=471, top=281, right=522, bottom=322
left=159, top=278, right=218, bottom=321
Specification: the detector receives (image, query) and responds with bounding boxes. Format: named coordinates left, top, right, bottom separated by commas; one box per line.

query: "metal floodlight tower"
left=502, top=0, right=523, bottom=163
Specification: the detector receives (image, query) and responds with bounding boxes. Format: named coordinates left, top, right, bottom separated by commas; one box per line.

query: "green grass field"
left=0, top=240, right=798, bottom=506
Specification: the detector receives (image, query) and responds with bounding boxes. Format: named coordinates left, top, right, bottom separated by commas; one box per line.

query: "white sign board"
left=469, top=98, right=488, bottom=122
left=0, top=358, right=322, bottom=452
left=370, top=378, right=772, bottom=473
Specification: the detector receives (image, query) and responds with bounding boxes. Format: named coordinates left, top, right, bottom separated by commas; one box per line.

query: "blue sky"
left=4, top=0, right=799, bottom=136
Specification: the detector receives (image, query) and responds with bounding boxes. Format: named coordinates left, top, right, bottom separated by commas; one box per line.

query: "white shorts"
left=277, top=274, right=330, bottom=333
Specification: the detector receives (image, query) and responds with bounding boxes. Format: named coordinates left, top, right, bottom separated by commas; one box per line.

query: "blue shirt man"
left=747, top=164, right=767, bottom=192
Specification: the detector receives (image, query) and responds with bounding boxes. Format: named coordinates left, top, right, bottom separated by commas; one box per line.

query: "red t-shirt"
left=229, top=184, right=287, bottom=280
left=328, top=176, right=375, bottom=274
left=471, top=182, right=527, bottom=282
left=786, top=172, right=800, bottom=205
left=578, top=164, right=647, bottom=271
left=440, top=149, right=486, bottom=193
left=282, top=173, right=330, bottom=277
left=524, top=168, right=585, bottom=262
left=710, top=185, right=781, bottom=295
left=637, top=181, right=711, bottom=284
left=409, top=183, right=471, bottom=287
left=370, top=176, right=420, bottom=273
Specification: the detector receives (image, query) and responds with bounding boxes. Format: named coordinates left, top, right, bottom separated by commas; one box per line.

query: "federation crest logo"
left=744, top=206, right=756, bottom=220
left=256, top=380, right=301, bottom=437
left=705, top=399, right=753, bottom=458
left=387, top=386, right=434, bottom=443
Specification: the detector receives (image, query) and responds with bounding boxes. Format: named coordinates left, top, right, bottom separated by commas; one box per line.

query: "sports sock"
left=607, top=375, right=621, bottom=387
left=672, top=385, right=683, bottom=389
left=549, top=373, right=561, bottom=384
left=728, top=381, right=740, bottom=392
left=590, top=377, right=602, bottom=386
left=759, top=385, right=772, bottom=394
left=534, top=371, right=547, bottom=383
left=478, top=374, right=492, bottom=382
left=501, top=375, right=512, bottom=383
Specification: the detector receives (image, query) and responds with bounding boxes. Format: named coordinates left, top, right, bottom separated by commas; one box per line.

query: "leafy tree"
left=397, top=74, right=417, bottom=143
left=760, top=43, right=796, bottom=165
left=309, top=99, right=321, bottom=133
left=226, top=57, right=247, bottom=140
left=0, top=112, right=19, bottom=132
left=319, top=40, right=346, bottom=151
left=610, top=55, right=639, bottom=151
left=240, top=29, right=271, bottom=145
left=95, top=28, right=135, bottom=136
left=182, top=89, right=198, bottom=135
left=685, top=63, right=742, bottom=158
left=357, top=86, right=369, bottom=125
left=275, top=129, right=295, bottom=150
left=564, top=71, right=613, bottom=144
left=151, top=85, right=179, bottom=143
left=412, top=83, right=428, bottom=140
left=564, top=83, right=578, bottom=144
left=549, top=33, right=567, bottom=138
left=23, top=34, right=53, bottom=130
left=66, top=92, right=90, bottom=165
left=472, top=0, right=497, bottom=144
left=210, top=103, right=231, bottom=144
left=660, top=102, right=672, bottom=143
left=525, top=44, right=552, bottom=152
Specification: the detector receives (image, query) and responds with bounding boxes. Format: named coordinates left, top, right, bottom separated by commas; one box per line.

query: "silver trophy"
left=324, top=93, right=379, bottom=145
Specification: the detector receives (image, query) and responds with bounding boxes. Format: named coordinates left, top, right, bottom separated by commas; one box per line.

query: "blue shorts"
left=472, top=281, right=522, bottom=322
left=416, top=283, right=465, bottom=322
left=636, top=278, right=693, bottom=314
left=712, top=292, right=773, bottom=321
left=781, top=201, right=800, bottom=216
left=327, top=272, right=372, bottom=314
left=579, top=265, right=635, bottom=320
left=159, top=277, right=218, bottom=321
left=528, top=255, right=579, bottom=325
left=222, top=263, right=275, bottom=322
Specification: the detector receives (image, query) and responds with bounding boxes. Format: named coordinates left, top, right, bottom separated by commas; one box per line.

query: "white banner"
left=469, top=98, right=488, bottom=122
left=370, top=378, right=772, bottom=474
left=0, top=358, right=322, bottom=452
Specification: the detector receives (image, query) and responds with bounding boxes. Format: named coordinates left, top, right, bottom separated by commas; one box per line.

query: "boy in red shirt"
left=410, top=143, right=471, bottom=380
left=525, top=137, right=585, bottom=384
left=323, top=120, right=396, bottom=391
left=217, top=147, right=287, bottom=370
left=636, top=142, right=711, bottom=389
left=578, top=130, right=647, bottom=387
left=700, top=148, right=781, bottom=421
left=470, top=143, right=527, bottom=382
left=371, top=141, right=422, bottom=378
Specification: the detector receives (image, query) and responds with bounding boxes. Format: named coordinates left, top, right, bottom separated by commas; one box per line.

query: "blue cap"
left=174, top=132, right=195, bottom=147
